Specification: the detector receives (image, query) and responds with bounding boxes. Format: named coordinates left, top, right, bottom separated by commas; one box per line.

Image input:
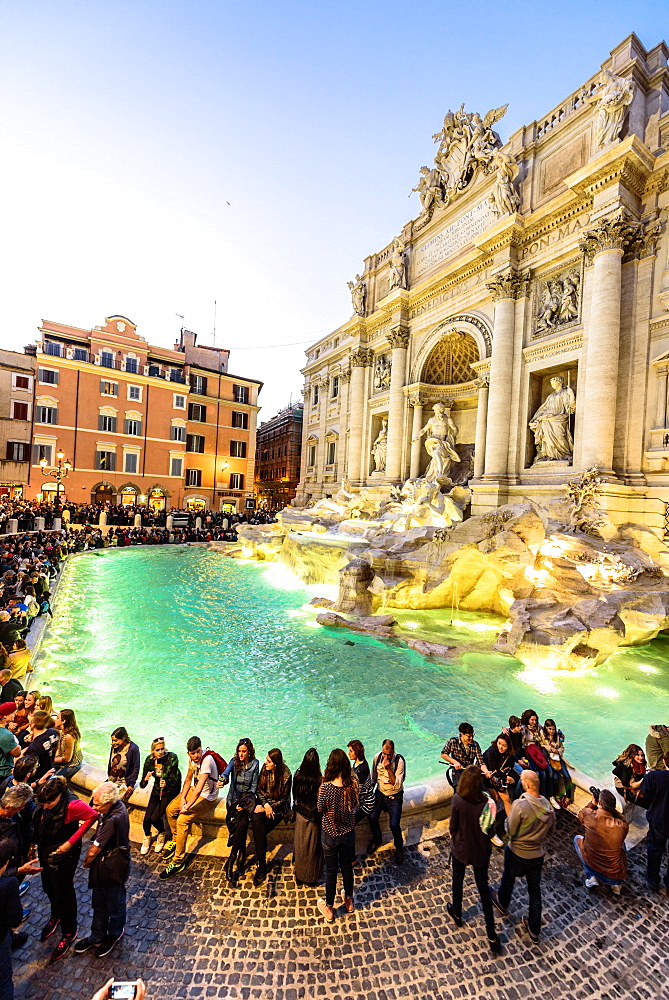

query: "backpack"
left=201, top=748, right=227, bottom=777
left=479, top=792, right=497, bottom=836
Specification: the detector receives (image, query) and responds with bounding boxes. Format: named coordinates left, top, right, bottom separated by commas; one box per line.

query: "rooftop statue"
left=592, top=68, right=634, bottom=148
left=488, top=150, right=521, bottom=218
left=347, top=273, right=366, bottom=316
left=388, top=237, right=407, bottom=290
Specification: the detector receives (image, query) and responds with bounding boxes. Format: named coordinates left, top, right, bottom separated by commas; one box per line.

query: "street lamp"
left=40, top=450, right=72, bottom=508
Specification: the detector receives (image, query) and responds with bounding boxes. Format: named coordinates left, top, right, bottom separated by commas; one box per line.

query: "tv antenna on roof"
left=212, top=299, right=217, bottom=348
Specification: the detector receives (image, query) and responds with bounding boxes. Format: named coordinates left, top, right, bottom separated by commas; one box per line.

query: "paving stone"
left=12, top=811, right=669, bottom=999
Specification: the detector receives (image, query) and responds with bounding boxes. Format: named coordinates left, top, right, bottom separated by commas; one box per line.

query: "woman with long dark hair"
left=316, top=748, right=359, bottom=921
left=541, top=718, right=573, bottom=808
left=293, top=748, right=323, bottom=885
left=221, top=737, right=259, bottom=879
left=139, top=737, right=181, bottom=854
left=612, top=744, right=648, bottom=808
left=53, top=709, right=83, bottom=780
left=107, top=726, right=140, bottom=802
left=482, top=732, right=516, bottom=818
left=32, top=776, right=98, bottom=962
left=447, top=765, right=500, bottom=954
left=248, top=748, right=292, bottom=886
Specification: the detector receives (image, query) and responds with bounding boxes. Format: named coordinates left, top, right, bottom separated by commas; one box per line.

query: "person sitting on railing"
left=612, top=744, right=648, bottom=809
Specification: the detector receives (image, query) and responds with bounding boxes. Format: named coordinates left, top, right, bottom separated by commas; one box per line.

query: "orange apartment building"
left=28, top=315, right=262, bottom=511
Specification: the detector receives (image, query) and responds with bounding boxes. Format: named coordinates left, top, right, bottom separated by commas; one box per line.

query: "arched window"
left=421, top=330, right=479, bottom=385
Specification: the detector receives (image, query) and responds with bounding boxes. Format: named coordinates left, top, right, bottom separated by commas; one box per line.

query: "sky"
left=0, top=1, right=665, bottom=418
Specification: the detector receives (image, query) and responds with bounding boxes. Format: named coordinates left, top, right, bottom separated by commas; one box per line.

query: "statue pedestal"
left=521, top=460, right=573, bottom=486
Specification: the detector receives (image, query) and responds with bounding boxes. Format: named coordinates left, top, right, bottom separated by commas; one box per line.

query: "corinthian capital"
left=486, top=269, right=530, bottom=302
left=387, top=327, right=410, bottom=350
left=579, top=213, right=641, bottom=261
left=349, top=348, right=374, bottom=368
left=408, top=393, right=427, bottom=407
left=474, top=375, right=490, bottom=389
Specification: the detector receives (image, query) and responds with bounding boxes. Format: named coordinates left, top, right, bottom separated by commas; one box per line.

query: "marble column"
left=409, top=394, right=427, bottom=479
left=483, top=270, right=528, bottom=479
left=579, top=215, right=640, bottom=472
left=473, top=376, right=490, bottom=479
left=315, top=377, right=329, bottom=484
left=338, top=369, right=351, bottom=472
left=385, top=327, right=410, bottom=482
left=346, top=349, right=372, bottom=484
left=656, top=366, right=669, bottom=429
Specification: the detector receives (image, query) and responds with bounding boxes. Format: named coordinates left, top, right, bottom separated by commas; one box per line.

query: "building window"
left=312, top=384, right=319, bottom=405
left=95, top=450, right=116, bottom=471
left=100, top=380, right=118, bottom=396
left=233, top=384, right=249, bottom=404
left=148, top=364, right=164, bottom=378
left=44, top=342, right=61, bottom=356
left=98, top=414, right=117, bottom=433
left=100, top=351, right=114, bottom=368
left=35, top=405, right=57, bottom=424
left=124, top=418, right=142, bottom=436
left=230, top=472, right=245, bottom=490
left=32, top=443, right=53, bottom=466
left=12, top=373, right=32, bottom=390
left=190, top=374, right=208, bottom=395
left=128, top=385, right=142, bottom=401
left=125, top=357, right=139, bottom=373
left=331, top=376, right=339, bottom=398
left=11, top=401, right=30, bottom=421
left=186, top=434, right=205, bottom=453
left=38, top=368, right=59, bottom=385
left=308, top=445, right=316, bottom=467
left=186, top=469, right=202, bottom=487
left=326, top=441, right=336, bottom=465
left=173, top=394, right=186, bottom=409
left=170, top=425, right=185, bottom=442
left=188, top=402, right=207, bottom=422
left=230, top=440, right=247, bottom=458
left=73, top=347, right=88, bottom=361
left=170, top=456, right=183, bottom=477
left=232, top=410, right=248, bottom=429
left=124, top=452, right=138, bottom=474
left=6, top=442, right=28, bottom=462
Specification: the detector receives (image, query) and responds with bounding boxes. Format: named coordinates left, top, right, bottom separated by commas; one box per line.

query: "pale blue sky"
left=0, top=1, right=664, bottom=415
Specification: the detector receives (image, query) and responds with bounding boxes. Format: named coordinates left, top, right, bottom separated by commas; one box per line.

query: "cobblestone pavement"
left=13, top=811, right=669, bottom=1000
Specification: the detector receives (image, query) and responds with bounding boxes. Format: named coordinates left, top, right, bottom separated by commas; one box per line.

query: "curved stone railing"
left=68, top=760, right=616, bottom=858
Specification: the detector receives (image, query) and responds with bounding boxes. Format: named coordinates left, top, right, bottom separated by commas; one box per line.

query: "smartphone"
left=110, top=983, right=137, bottom=1000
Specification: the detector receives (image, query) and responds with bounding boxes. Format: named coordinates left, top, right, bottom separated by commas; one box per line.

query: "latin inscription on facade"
left=415, top=201, right=495, bottom=276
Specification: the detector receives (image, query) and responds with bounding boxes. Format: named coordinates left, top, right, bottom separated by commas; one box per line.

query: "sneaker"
left=140, top=836, right=152, bottom=855
left=253, top=865, right=267, bottom=887
left=585, top=875, right=599, bottom=889
left=19, top=880, right=30, bottom=896
left=73, top=935, right=98, bottom=955
left=317, top=899, right=334, bottom=922
left=522, top=916, right=540, bottom=944
left=96, top=930, right=124, bottom=958
left=40, top=917, right=60, bottom=941
left=159, top=860, right=186, bottom=881
left=162, top=840, right=177, bottom=860
left=343, top=894, right=355, bottom=914
left=50, top=932, right=76, bottom=963
left=153, top=833, right=166, bottom=853
left=491, top=890, right=508, bottom=916
left=611, top=883, right=622, bottom=896
left=491, top=835, right=504, bottom=848
left=20, top=907, right=30, bottom=924
left=549, top=796, right=561, bottom=810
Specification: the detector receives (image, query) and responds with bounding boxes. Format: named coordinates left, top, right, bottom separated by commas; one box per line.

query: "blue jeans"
left=90, top=885, right=126, bottom=943
left=369, top=791, right=404, bottom=850
left=497, top=846, right=543, bottom=939
left=646, top=827, right=669, bottom=888
left=573, top=835, right=622, bottom=887
left=0, top=931, right=13, bottom=1000
left=321, top=829, right=355, bottom=907
left=514, top=760, right=547, bottom=798
left=53, top=763, right=82, bottom=780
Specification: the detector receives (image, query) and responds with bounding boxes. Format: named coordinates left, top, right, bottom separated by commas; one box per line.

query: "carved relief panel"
left=532, top=262, right=582, bottom=339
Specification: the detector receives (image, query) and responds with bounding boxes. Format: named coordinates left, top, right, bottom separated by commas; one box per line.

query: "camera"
left=110, top=984, right=138, bottom=1000
left=589, top=785, right=600, bottom=803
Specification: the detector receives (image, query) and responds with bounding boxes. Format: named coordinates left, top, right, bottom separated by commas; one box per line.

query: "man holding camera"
left=574, top=788, right=628, bottom=894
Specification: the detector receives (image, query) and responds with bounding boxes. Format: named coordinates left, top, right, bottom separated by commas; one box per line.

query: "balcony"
left=38, top=342, right=187, bottom=382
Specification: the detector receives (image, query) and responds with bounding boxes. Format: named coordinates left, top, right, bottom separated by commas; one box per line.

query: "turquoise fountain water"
left=34, top=547, right=669, bottom=783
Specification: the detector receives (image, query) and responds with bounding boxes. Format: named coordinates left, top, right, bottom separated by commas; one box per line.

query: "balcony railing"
left=38, top=343, right=186, bottom=382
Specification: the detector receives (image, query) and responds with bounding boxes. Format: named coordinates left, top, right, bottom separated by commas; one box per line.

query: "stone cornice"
left=522, top=328, right=583, bottom=364
left=563, top=134, right=655, bottom=200
left=403, top=380, right=477, bottom=403
left=471, top=212, right=525, bottom=256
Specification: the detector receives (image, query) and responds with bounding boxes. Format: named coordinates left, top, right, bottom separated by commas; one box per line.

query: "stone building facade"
left=255, top=402, right=304, bottom=509
left=297, top=34, right=669, bottom=534
left=29, top=316, right=261, bottom=511
left=0, top=348, right=36, bottom=499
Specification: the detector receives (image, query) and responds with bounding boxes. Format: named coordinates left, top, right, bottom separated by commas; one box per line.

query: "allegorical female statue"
left=371, top=418, right=388, bottom=472
left=529, top=375, right=576, bottom=462
left=413, top=402, right=460, bottom=483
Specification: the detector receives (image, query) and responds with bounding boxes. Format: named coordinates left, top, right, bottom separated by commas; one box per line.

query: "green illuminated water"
left=35, top=547, right=669, bottom=784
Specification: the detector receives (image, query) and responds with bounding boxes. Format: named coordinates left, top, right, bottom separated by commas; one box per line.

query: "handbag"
left=89, top=819, right=131, bottom=889
left=549, top=752, right=562, bottom=772
left=525, top=743, right=549, bottom=771
left=478, top=793, right=497, bottom=836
